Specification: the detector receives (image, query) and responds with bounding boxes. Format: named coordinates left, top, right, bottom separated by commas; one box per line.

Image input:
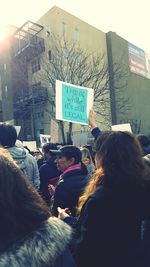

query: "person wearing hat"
left=39, top=143, right=61, bottom=205
left=51, top=145, right=89, bottom=217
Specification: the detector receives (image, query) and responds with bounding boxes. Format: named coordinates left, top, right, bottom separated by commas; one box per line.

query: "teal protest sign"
left=56, top=80, right=94, bottom=125
left=62, top=83, right=88, bottom=123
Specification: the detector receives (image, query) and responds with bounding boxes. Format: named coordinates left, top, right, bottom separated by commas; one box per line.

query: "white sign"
left=51, top=119, right=59, bottom=143
left=40, top=134, right=51, bottom=146
left=23, top=141, right=37, bottom=152
left=111, top=123, right=132, bottom=133
left=56, top=80, right=94, bottom=125
left=14, top=126, right=21, bottom=137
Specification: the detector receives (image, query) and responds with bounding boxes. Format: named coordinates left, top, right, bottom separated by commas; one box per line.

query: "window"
left=4, top=85, right=8, bottom=98
left=45, top=26, right=51, bottom=37
left=31, top=57, right=40, bottom=74
left=74, top=28, right=80, bottom=42
left=61, top=22, right=67, bottom=37
left=3, top=64, right=7, bottom=71
left=48, top=50, right=52, bottom=60
left=35, top=110, right=44, bottom=119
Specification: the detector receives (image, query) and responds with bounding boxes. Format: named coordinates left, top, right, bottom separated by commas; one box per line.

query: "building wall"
left=106, top=31, right=150, bottom=134
left=0, top=6, right=110, bottom=143
left=0, top=39, right=14, bottom=121
left=37, top=6, right=107, bottom=54
left=29, top=6, right=110, bottom=141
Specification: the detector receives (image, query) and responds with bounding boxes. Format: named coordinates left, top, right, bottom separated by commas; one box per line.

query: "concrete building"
left=0, top=6, right=149, bottom=146
left=0, top=6, right=109, bottom=145
left=107, top=31, right=150, bottom=134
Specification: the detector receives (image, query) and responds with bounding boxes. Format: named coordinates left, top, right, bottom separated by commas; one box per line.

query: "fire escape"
left=11, top=21, right=48, bottom=139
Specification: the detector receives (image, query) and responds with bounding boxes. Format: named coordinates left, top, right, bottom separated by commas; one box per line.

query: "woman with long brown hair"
left=0, top=148, right=75, bottom=267
left=58, top=130, right=150, bottom=267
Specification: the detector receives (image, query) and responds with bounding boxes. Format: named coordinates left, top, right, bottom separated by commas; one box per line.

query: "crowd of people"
left=0, top=110, right=150, bottom=266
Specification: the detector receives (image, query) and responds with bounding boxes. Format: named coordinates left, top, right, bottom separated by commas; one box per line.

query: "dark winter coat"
left=39, top=156, right=61, bottom=203
left=73, top=183, right=150, bottom=267
left=0, top=217, right=76, bottom=267
left=52, top=165, right=89, bottom=217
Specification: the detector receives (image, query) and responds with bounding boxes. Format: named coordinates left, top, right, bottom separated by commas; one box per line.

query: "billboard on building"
left=128, top=43, right=150, bottom=79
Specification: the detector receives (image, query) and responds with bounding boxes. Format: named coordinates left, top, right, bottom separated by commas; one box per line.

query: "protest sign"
left=56, top=80, right=94, bottom=125
left=14, top=126, right=21, bottom=137
left=23, top=141, right=37, bottom=152
left=40, top=134, right=51, bottom=146
left=111, top=123, right=132, bottom=133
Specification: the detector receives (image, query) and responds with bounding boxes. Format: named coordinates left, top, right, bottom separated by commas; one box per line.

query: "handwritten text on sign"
left=62, top=84, right=88, bottom=123
left=56, top=80, right=94, bottom=125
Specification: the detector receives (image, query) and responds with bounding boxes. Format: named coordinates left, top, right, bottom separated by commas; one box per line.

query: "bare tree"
left=35, top=33, right=130, bottom=144
left=12, top=33, right=130, bottom=143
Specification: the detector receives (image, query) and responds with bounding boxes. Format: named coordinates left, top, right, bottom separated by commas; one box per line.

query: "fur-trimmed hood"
left=0, top=217, right=73, bottom=267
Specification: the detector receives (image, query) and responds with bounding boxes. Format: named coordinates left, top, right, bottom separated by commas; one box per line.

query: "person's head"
left=0, top=147, right=50, bottom=251
left=137, top=134, right=150, bottom=156
left=0, top=124, right=17, bottom=147
left=94, top=131, right=145, bottom=182
left=137, top=134, right=150, bottom=147
left=52, top=145, right=82, bottom=172
left=80, top=147, right=93, bottom=166
left=77, top=131, right=148, bottom=214
left=42, top=143, right=58, bottom=160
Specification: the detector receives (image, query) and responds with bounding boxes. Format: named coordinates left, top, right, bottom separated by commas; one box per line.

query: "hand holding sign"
left=89, top=109, right=97, bottom=129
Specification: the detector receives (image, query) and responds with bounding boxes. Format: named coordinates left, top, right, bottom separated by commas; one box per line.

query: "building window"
left=48, top=50, right=52, bottom=60
left=61, top=22, right=67, bottom=37
left=4, top=85, right=8, bottom=98
left=35, top=110, right=44, bottom=119
left=31, top=57, right=40, bottom=74
left=74, top=28, right=80, bottom=42
left=3, top=64, right=7, bottom=71
left=45, top=26, right=51, bottom=37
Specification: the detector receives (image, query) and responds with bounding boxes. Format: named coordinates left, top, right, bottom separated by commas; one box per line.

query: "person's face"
left=56, top=156, right=75, bottom=172
left=95, top=153, right=102, bottom=169
left=43, top=150, right=51, bottom=160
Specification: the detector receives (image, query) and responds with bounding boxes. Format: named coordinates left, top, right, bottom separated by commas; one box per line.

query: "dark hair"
left=54, top=145, right=82, bottom=164
left=78, top=131, right=150, bottom=213
left=42, top=143, right=58, bottom=154
left=0, top=124, right=17, bottom=147
left=94, top=131, right=147, bottom=186
left=137, top=134, right=150, bottom=147
left=0, top=148, right=50, bottom=251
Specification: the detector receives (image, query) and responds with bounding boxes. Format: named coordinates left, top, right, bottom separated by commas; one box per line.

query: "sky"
left=0, top=0, right=149, bottom=53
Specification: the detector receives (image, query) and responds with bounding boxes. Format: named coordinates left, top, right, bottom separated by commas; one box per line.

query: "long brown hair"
left=0, top=148, right=50, bottom=251
left=77, top=168, right=104, bottom=214
left=77, top=131, right=149, bottom=214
